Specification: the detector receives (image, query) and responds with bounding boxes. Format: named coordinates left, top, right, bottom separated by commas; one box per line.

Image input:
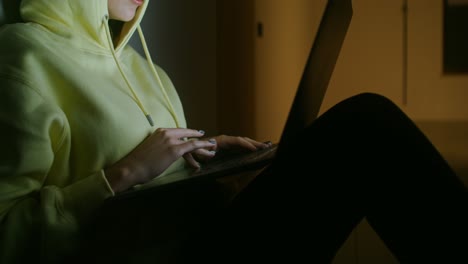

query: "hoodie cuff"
left=62, top=170, right=115, bottom=220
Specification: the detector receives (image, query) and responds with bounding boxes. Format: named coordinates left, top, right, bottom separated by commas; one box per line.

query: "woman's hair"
left=108, top=19, right=124, bottom=42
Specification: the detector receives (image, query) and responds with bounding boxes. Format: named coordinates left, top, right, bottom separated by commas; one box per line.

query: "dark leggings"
left=188, top=92, right=468, bottom=263
left=81, top=92, right=467, bottom=263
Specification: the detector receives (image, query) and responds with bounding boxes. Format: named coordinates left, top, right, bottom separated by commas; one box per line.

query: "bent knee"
left=347, top=92, right=398, bottom=110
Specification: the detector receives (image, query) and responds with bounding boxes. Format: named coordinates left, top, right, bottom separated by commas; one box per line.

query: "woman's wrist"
left=104, top=163, right=138, bottom=193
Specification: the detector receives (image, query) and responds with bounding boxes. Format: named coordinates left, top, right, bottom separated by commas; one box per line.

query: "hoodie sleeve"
left=0, top=77, right=115, bottom=263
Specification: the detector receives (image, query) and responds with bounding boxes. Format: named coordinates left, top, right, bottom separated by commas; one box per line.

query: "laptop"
left=111, top=0, right=353, bottom=201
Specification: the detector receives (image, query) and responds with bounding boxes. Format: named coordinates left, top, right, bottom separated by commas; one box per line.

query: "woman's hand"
left=191, top=134, right=272, bottom=163
left=104, top=128, right=216, bottom=192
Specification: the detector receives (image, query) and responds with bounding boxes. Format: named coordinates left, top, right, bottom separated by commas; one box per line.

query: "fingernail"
left=198, top=130, right=205, bottom=135
left=208, top=138, right=216, bottom=144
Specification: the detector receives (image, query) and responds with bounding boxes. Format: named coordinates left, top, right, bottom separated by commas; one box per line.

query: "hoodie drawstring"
left=103, top=17, right=181, bottom=128
left=136, top=25, right=181, bottom=128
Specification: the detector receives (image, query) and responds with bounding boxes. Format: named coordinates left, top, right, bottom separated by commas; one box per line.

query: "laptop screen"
left=278, top=0, right=353, bottom=147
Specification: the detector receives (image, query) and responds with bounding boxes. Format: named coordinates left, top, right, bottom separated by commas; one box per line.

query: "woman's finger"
left=178, top=138, right=217, bottom=157
left=191, top=148, right=217, bottom=162
left=183, top=152, right=200, bottom=169
left=154, top=127, right=206, bottom=142
left=242, top=137, right=272, bottom=149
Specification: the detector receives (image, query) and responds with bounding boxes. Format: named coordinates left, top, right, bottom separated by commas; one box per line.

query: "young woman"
left=0, top=0, right=466, bottom=263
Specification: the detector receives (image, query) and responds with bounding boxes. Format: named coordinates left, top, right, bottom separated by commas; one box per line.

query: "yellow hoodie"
left=0, top=0, right=187, bottom=262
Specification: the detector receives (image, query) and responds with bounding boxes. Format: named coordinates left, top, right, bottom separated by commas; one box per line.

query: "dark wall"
left=130, top=0, right=218, bottom=134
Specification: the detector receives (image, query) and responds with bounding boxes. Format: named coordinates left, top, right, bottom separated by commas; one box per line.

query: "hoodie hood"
left=18, top=0, right=181, bottom=127
left=20, top=0, right=149, bottom=52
